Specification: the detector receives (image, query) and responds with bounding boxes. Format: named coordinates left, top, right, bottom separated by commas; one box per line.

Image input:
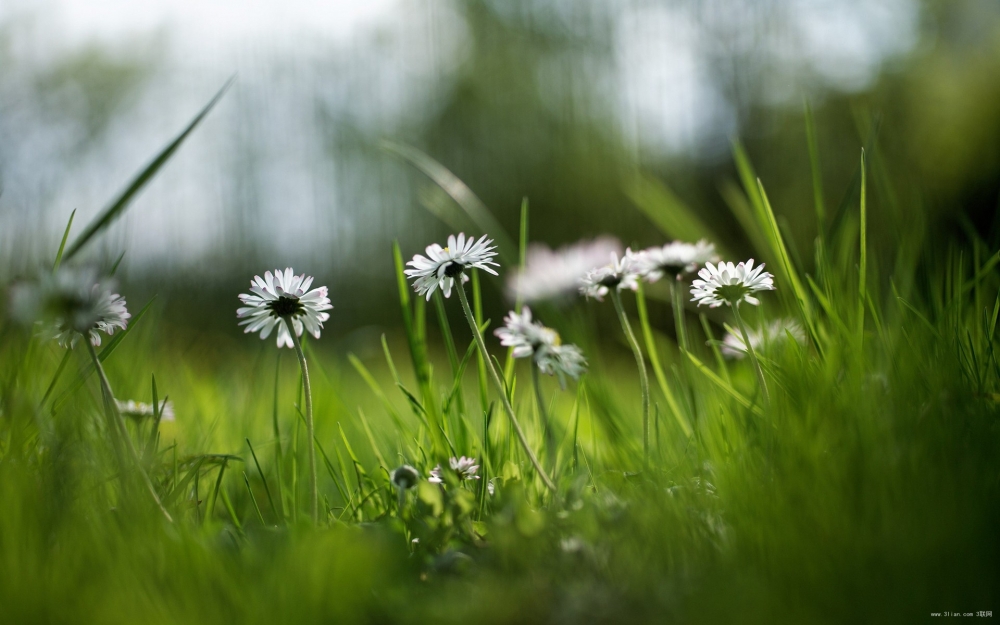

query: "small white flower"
left=428, top=456, right=481, bottom=483
left=404, top=233, right=499, bottom=300
left=720, top=319, right=805, bottom=359
left=508, top=237, right=622, bottom=302
left=495, top=307, right=559, bottom=358
left=579, top=249, right=642, bottom=301
left=539, top=344, right=588, bottom=386
left=10, top=267, right=130, bottom=348
left=115, top=399, right=175, bottom=422
left=690, top=259, right=775, bottom=308
left=390, top=464, right=420, bottom=490
left=237, top=268, right=332, bottom=348
left=495, top=307, right=588, bottom=386
left=634, top=240, right=718, bottom=282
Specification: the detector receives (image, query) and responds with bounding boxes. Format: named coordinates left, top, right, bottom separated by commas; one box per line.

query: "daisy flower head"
left=690, top=259, right=775, bottom=308
left=10, top=267, right=130, bottom=348
left=494, top=307, right=560, bottom=359
left=237, top=268, right=332, bottom=348
left=635, top=239, right=718, bottom=282
left=508, top=237, right=622, bottom=303
left=579, top=249, right=642, bottom=301
left=537, top=343, right=587, bottom=387
left=390, top=465, right=420, bottom=490
left=405, top=233, right=499, bottom=301
left=495, top=307, right=587, bottom=386
left=428, top=456, right=481, bottom=484
left=721, top=319, right=805, bottom=359
left=115, top=399, right=175, bottom=422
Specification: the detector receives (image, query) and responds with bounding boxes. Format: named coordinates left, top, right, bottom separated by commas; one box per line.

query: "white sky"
left=6, top=0, right=397, bottom=51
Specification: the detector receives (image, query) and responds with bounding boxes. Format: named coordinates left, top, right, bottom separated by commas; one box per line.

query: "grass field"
left=1, top=102, right=998, bottom=624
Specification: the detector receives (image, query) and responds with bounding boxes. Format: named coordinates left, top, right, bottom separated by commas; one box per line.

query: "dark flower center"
left=598, top=274, right=621, bottom=288
left=267, top=296, right=304, bottom=317
left=444, top=262, right=465, bottom=278
left=659, top=262, right=686, bottom=278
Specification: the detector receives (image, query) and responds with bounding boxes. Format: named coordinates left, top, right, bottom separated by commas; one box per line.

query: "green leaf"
left=63, top=77, right=233, bottom=261
left=52, top=209, right=76, bottom=272
left=626, top=174, right=732, bottom=258
left=382, top=140, right=516, bottom=264
left=685, top=351, right=763, bottom=417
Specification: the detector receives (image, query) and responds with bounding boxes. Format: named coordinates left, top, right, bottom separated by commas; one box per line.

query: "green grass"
left=1, top=120, right=998, bottom=623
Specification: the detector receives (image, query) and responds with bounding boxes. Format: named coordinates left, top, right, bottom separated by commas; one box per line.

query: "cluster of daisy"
left=390, top=456, right=481, bottom=489
left=494, top=307, right=587, bottom=386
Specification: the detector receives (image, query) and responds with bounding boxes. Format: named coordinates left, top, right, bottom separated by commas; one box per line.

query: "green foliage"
left=1, top=126, right=999, bottom=624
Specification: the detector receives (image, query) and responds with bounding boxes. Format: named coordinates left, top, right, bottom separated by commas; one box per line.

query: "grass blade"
left=381, top=141, right=516, bottom=263
left=246, top=438, right=279, bottom=521
left=685, top=351, right=763, bottom=417
left=52, top=209, right=76, bottom=272
left=63, top=78, right=233, bottom=261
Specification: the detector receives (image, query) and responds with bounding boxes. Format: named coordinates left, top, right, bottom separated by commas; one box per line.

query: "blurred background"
left=2, top=0, right=999, bottom=335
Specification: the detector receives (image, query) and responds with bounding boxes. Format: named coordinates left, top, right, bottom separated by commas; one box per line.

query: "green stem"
left=635, top=285, right=691, bottom=437
left=731, top=304, right=770, bottom=409
left=286, top=319, right=318, bottom=524
left=86, top=341, right=173, bottom=523
left=531, top=364, right=555, bottom=471
left=611, top=290, right=650, bottom=464
left=456, top=282, right=556, bottom=492
left=670, top=280, right=688, bottom=352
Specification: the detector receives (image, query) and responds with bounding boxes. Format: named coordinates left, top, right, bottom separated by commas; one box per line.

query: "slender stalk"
left=86, top=341, right=173, bottom=523
left=531, top=365, right=555, bottom=470
left=635, top=285, right=691, bottom=437
left=455, top=282, right=556, bottom=492
left=611, top=290, right=650, bottom=464
left=285, top=319, right=318, bottom=524
left=670, top=280, right=689, bottom=352
left=731, top=304, right=770, bottom=409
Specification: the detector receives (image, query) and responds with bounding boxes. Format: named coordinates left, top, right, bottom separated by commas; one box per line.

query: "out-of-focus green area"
left=2, top=0, right=1000, bottom=332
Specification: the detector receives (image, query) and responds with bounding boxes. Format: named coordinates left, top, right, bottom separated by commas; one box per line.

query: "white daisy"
left=579, top=249, right=642, bottom=301
left=115, top=399, right=175, bottom=422
left=720, top=319, right=805, bottom=359
left=635, top=239, right=718, bottom=282
left=494, top=307, right=559, bottom=359
left=428, top=456, right=481, bottom=483
left=390, top=464, right=420, bottom=490
left=508, top=237, right=622, bottom=302
left=690, top=259, right=775, bottom=308
left=539, top=344, right=588, bottom=385
left=495, top=307, right=587, bottom=385
left=10, top=267, right=130, bottom=348
left=237, top=268, right=332, bottom=348
left=405, top=233, right=499, bottom=300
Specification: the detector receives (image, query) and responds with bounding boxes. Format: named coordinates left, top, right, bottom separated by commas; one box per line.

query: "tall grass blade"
left=858, top=149, right=868, bottom=350
left=246, top=438, right=279, bottom=521
left=381, top=141, right=516, bottom=263
left=52, top=209, right=76, bottom=272
left=63, top=78, right=233, bottom=261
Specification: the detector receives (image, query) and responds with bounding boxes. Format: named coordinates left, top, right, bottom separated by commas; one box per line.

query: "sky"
left=0, top=0, right=920, bottom=275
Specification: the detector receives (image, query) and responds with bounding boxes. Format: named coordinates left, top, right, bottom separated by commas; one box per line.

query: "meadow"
left=0, top=91, right=998, bottom=624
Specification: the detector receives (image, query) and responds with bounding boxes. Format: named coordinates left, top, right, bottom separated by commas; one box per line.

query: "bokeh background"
left=2, top=0, right=999, bottom=334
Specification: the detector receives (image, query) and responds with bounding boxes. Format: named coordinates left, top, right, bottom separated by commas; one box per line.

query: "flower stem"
left=286, top=319, right=318, bottom=524
left=531, top=364, right=555, bottom=471
left=86, top=341, right=173, bottom=523
left=670, top=280, right=688, bottom=352
left=611, top=290, right=650, bottom=464
left=731, top=304, right=771, bottom=409
left=456, top=282, right=556, bottom=493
